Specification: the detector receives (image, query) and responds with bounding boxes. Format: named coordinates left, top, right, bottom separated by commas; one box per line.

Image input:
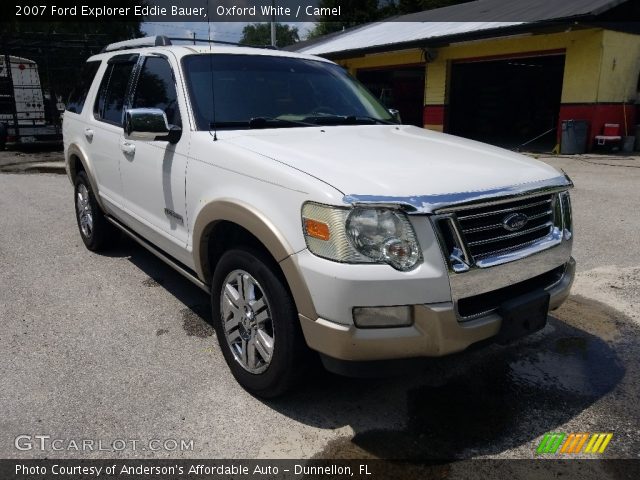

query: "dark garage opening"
left=357, top=66, right=425, bottom=127
left=448, top=54, right=565, bottom=151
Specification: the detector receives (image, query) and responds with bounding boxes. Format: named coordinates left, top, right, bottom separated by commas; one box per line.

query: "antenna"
left=206, top=0, right=217, bottom=141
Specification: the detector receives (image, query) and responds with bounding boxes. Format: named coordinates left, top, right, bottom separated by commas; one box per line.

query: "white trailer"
left=0, top=55, right=62, bottom=148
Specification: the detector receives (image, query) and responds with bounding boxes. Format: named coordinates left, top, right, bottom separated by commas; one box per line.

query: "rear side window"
left=94, top=55, right=137, bottom=125
left=66, top=61, right=101, bottom=114
left=132, top=56, right=181, bottom=127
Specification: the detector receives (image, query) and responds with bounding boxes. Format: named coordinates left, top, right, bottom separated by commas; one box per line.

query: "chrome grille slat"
left=455, top=198, right=552, bottom=221
left=466, top=221, right=553, bottom=247
left=446, top=193, right=558, bottom=263
left=461, top=210, right=553, bottom=234
left=474, top=236, right=553, bottom=260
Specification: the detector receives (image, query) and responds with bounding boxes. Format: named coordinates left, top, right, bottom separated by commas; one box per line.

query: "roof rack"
left=169, top=37, right=277, bottom=49
left=102, top=35, right=171, bottom=52
left=102, top=35, right=278, bottom=53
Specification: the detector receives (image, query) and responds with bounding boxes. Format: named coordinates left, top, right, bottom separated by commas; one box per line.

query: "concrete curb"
left=0, top=161, right=66, bottom=174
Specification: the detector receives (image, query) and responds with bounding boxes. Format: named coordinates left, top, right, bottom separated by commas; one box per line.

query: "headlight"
left=302, top=202, right=422, bottom=271
left=346, top=207, right=422, bottom=270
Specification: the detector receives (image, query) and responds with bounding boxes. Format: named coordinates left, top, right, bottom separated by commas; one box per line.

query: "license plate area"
left=496, top=289, right=550, bottom=344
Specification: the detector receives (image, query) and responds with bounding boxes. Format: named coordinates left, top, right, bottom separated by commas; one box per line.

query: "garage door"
left=448, top=53, right=565, bottom=151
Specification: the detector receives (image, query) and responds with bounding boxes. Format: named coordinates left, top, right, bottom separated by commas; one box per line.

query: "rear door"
left=118, top=53, right=190, bottom=264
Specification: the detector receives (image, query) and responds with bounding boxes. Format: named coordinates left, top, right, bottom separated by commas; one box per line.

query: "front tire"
left=74, top=171, right=117, bottom=251
left=211, top=248, right=307, bottom=398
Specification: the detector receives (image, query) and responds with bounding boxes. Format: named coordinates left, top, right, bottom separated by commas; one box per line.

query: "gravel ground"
left=0, top=153, right=639, bottom=473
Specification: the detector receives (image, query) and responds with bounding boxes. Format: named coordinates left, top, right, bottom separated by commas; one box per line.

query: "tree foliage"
left=1, top=21, right=142, bottom=39
left=239, top=23, right=300, bottom=48
left=1, top=10, right=144, bottom=101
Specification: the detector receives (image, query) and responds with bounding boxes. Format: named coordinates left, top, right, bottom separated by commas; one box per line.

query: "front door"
left=118, top=53, right=190, bottom=265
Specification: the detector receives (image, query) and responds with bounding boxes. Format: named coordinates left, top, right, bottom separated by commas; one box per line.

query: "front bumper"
left=299, top=256, right=575, bottom=362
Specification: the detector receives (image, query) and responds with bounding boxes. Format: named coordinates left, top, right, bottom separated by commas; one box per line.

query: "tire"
left=211, top=248, right=307, bottom=398
left=74, top=171, right=117, bottom=251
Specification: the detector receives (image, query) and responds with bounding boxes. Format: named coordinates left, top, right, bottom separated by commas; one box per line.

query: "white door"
left=118, top=54, right=190, bottom=265
left=89, top=55, right=138, bottom=209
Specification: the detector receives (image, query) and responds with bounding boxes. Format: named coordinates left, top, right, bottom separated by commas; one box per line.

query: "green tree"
left=1, top=15, right=143, bottom=101
left=2, top=0, right=143, bottom=39
left=2, top=22, right=142, bottom=38
left=239, top=23, right=300, bottom=48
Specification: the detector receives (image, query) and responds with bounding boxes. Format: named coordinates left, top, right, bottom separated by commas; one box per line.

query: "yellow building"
left=291, top=0, right=640, bottom=151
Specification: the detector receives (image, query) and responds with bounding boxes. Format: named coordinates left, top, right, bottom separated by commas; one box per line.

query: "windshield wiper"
left=208, top=117, right=316, bottom=130
left=248, top=117, right=316, bottom=129
left=302, top=114, right=396, bottom=126
left=209, top=115, right=392, bottom=131
left=349, top=115, right=397, bottom=125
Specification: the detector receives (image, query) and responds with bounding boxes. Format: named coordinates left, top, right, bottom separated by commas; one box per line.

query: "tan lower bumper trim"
left=299, top=302, right=498, bottom=361
left=299, top=258, right=575, bottom=362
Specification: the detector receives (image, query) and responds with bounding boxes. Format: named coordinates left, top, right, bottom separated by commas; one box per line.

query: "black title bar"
left=5, top=1, right=340, bottom=23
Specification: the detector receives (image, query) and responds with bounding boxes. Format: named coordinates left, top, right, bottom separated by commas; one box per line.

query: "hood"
left=223, top=125, right=563, bottom=197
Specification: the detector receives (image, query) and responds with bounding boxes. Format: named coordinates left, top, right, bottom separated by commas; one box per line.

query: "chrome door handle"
left=84, top=128, right=94, bottom=141
left=120, top=141, right=135, bottom=155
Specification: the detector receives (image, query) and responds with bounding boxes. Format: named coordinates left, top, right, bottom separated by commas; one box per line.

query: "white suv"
left=63, top=36, right=575, bottom=397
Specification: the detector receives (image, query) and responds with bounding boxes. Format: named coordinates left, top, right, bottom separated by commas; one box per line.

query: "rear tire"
left=74, top=171, right=117, bottom=251
left=211, top=248, right=307, bottom=398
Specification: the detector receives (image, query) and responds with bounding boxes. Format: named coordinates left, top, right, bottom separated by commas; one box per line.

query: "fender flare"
left=66, top=144, right=106, bottom=211
left=192, top=199, right=316, bottom=319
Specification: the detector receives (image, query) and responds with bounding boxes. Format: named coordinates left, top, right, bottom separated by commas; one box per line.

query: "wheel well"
left=205, top=221, right=283, bottom=283
left=70, top=153, right=85, bottom=182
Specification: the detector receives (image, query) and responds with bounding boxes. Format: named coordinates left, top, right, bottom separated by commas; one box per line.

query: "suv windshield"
left=182, top=54, right=395, bottom=130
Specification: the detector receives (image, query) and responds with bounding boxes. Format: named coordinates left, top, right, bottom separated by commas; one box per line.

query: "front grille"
left=454, top=194, right=556, bottom=261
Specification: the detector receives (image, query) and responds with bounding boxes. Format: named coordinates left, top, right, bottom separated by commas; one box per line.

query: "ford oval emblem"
left=502, top=212, right=529, bottom=232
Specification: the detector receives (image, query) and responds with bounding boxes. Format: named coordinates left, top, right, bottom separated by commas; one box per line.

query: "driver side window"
left=132, top=56, right=181, bottom=127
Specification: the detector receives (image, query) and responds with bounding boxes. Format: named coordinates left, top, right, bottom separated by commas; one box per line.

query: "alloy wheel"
left=220, top=269, right=275, bottom=374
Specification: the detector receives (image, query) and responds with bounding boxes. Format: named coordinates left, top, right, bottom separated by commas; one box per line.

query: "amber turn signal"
left=304, top=218, right=331, bottom=241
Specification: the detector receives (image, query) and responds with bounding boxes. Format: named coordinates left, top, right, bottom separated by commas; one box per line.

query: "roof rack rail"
left=168, top=37, right=278, bottom=49
left=102, top=35, right=171, bottom=52
left=102, top=35, right=278, bottom=53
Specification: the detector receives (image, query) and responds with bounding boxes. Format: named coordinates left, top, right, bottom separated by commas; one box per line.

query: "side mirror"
left=388, top=108, right=402, bottom=124
left=124, top=108, right=181, bottom=144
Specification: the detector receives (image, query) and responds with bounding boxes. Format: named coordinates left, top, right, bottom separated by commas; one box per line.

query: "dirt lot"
left=0, top=151, right=638, bottom=474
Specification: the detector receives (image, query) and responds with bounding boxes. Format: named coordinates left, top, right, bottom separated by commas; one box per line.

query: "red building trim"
left=558, top=103, right=637, bottom=150
left=423, top=104, right=446, bottom=127
left=423, top=102, right=637, bottom=151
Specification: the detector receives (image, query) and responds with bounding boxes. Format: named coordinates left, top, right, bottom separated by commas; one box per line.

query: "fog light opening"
left=353, top=305, right=413, bottom=328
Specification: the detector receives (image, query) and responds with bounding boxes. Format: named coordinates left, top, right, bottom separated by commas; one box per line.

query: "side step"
left=106, top=216, right=210, bottom=294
